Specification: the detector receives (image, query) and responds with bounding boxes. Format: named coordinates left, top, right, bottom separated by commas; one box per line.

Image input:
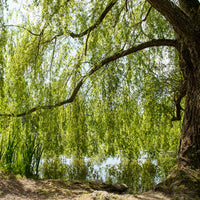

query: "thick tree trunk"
left=174, top=0, right=200, bottom=170
left=175, top=0, right=200, bottom=165
left=147, top=0, right=200, bottom=198
left=177, top=38, right=200, bottom=169
left=178, top=81, right=200, bottom=169
left=154, top=40, right=200, bottom=198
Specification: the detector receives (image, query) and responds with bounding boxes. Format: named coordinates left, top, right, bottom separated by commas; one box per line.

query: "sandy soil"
left=0, top=176, right=172, bottom=200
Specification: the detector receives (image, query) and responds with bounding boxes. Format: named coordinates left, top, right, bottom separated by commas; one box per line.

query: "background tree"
left=0, top=0, right=200, bottom=198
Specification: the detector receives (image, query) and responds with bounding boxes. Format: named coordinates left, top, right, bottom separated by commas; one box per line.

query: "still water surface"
left=39, top=154, right=174, bottom=192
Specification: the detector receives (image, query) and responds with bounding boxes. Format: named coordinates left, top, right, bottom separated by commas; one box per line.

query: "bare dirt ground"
left=0, top=176, right=172, bottom=200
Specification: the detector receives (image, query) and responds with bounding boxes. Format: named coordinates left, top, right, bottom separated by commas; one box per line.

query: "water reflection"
left=39, top=155, right=166, bottom=192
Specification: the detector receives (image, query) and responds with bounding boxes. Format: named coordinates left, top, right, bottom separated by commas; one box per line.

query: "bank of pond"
left=37, top=153, right=175, bottom=193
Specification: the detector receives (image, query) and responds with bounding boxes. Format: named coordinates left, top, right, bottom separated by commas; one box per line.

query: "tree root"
left=153, top=167, right=200, bottom=200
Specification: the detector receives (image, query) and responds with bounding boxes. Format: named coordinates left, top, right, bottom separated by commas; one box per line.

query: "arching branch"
left=5, top=1, right=117, bottom=44
left=146, top=0, right=198, bottom=39
left=0, top=39, right=177, bottom=117
left=67, top=0, right=118, bottom=38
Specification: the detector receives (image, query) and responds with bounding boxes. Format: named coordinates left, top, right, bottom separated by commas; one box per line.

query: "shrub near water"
left=41, top=157, right=67, bottom=179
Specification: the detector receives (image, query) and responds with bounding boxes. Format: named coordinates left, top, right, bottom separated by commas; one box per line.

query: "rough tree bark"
left=177, top=35, right=200, bottom=169
left=148, top=0, right=200, bottom=170
left=175, top=0, right=200, bottom=170
left=147, top=0, right=200, bottom=198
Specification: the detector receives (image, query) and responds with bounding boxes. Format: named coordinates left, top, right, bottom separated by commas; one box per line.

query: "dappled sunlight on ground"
left=0, top=177, right=171, bottom=200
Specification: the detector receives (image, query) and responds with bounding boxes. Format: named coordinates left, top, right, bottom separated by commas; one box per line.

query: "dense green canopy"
left=0, top=0, right=181, bottom=180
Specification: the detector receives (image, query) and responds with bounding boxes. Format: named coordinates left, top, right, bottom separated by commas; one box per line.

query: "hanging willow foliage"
left=0, top=0, right=182, bottom=178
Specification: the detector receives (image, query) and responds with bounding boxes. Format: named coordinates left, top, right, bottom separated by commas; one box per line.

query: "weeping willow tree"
left=0, top=0, right=200, bottom=197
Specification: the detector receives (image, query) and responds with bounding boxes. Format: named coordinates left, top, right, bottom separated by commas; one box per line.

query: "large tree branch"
left=67, top=0, right=118, bottom=38
left=146, top=0, right=198, bottom=39
left=0, top=39, right=177, bottom=117
left=5, top=1, right=117, bottom=43
left=178, top=0, right=199, bottom=17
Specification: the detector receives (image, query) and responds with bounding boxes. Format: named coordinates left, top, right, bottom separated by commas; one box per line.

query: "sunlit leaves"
left=0, top=0, right=182, bottom=181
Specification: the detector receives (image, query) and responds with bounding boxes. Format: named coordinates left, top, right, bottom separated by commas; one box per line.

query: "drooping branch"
left=67, top=0, right=118, bottom=38
left=146, top=0, right=198, bottom=39
left=0, top=39, right=177, bottom=117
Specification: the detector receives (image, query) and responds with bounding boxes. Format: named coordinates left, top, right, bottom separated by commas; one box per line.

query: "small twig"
left=142, top=6, right=152, bottom=22
left=35, top=29, right=44, bottom=66
left=125, top=0, right=128, bottom=12
left=48, top=37, right=57, bottom=101
left=5, top=24, right=41, bottom=36
left=85, top=31, right=91, bottom=56
left=42, top=33, right=63, bottom=44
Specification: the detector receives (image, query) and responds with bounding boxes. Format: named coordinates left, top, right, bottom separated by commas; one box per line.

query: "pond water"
left=38, top=154, right=174, bottom=193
